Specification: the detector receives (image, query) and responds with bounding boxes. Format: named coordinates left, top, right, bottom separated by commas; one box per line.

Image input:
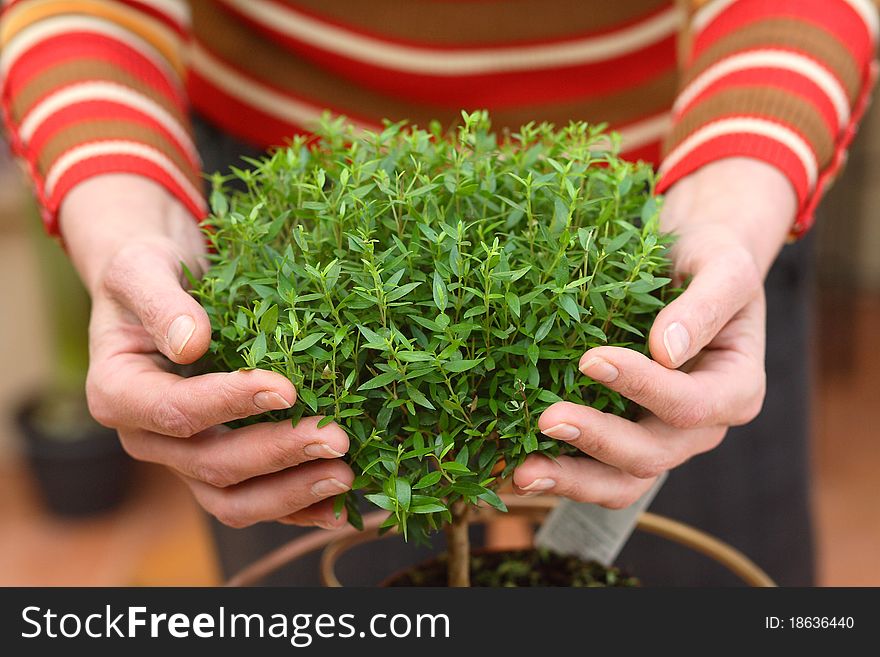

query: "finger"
left=277, top=499, right=349, bottom=530
left=537, top=401, right=727, bottom=478
left=101, top=241, right=211, bottom=364
left=188, top=460, right=354, bottom=528
left=89, top=363, right=296, bottom=436
left=649, top=247, right=762, bottom=368
left=119, top=416, right=349, bottom=487
left=512, top=455, right=656, bottom=509
left=574, top=342, right=764, bottom=428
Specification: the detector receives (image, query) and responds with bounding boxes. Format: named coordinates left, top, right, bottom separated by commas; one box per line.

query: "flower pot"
left=16, top=394, right=133, bottom=517
left=226, top=495, right=775, bottom=587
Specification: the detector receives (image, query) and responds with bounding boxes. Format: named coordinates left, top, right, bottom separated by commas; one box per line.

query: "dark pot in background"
left=15, top=394, right=133, bottom=517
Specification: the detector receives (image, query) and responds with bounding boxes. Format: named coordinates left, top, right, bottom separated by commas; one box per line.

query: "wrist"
left=59, top=174, right=205, bottom=294
left=659, top=157, right=797, bottom=278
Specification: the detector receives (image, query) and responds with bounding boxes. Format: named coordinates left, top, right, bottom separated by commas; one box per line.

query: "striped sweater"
left=1, top=0, right=877, bottom=238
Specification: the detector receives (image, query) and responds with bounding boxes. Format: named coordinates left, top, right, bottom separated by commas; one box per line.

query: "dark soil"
left=384, top=548, right=639, bottom=587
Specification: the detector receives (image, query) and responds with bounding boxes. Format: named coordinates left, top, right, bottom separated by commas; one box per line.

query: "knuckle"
left=664, top=399, right=710, bottom=429
left=628, top=459, right=665, bottom=480
left=117, top=432, right=146, bottom=462
left=209, top=495, right=252, bottom=529
left=602, top=487, right=640, bottom=510
left=731, top=375, right=767, bottom=426
left=85, top=370, right=118, bottom=429
left=189, top=459, right=236, bottom=488
left=154, top=399, right=198, bottom=437
left=258, top=436, right=296, bottom=472
left=620, top=375, right=656, bottom=404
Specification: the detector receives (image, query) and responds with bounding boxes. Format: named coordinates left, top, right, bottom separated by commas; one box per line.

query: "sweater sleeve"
left=0, top=0, right=205, bottom=236
left=657, top=0, right=879, bottom=237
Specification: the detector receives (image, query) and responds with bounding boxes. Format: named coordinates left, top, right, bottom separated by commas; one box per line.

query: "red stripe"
left=188, top=69, right=312, bottom=149
left=27, top=99, right=200, bottom=173
left=657, top=132, right=811, bottom=208
left=619, top=141, right=662, bottom=167
left=676, top=65, right=840, bottom=138
left=213, top=5, right=678, bottom=108
left=693, top=0, right=873, bottom=68
left=47, top=153, right=205, bottom=231
left=4, top=32, right=186, bottom=108
left=246, top=0, right=674, bottom=49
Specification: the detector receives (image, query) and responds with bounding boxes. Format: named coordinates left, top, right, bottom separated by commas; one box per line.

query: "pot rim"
left=226, top=495, right=775, bottom=587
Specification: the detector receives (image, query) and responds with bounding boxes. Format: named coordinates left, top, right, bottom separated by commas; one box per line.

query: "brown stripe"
left=684, top=17, right=861, bottom=102
left=193, top=4, right=678, bottom=133
left=665, top=86, right=834, bottom=166
left=269, top=0, right=672, bottom=45
left=37, top=119, right=199, bottom=184
left=11, top=58, right=188, bottom=125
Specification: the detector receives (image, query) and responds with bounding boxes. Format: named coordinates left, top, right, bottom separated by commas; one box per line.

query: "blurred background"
left=0, top=104, right=878, bottom=586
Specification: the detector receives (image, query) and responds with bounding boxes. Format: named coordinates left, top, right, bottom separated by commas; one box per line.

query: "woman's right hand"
left=61, top=174, right=353, bottom=529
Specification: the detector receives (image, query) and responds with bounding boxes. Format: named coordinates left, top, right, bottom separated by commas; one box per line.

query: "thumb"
left=649, top=248, right=762, bottom=368
left=101, top=242, right=211, bottom=364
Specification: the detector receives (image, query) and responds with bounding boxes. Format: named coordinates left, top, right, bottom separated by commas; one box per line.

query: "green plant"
left=193, top=111, right=674, bottom=586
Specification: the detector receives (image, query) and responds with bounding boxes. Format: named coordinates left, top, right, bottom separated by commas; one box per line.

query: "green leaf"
left=505, top=291, right=521, bottom=318
left=395, top=477, right=411, bottom=510
left=442, top=359, right=483, bottom=373
left=414, top=471, right=443, bottom=489
left=365, top=493, right=396, bottom=512
left=523, top=433, right=539, bottom=453
left=557, top=294, right=581, bottom=322
left=411, top=503, right=447, bottom=514
left=386, top=281, right=422, bottom=302
left=259, top=304, right=278, bottom=333
left=478, top=489, right=508, bottom=512
left=534, top=315, right=555, bottom=342
left=432, top=270, right=448, bottom=311
left=292, top=333, right=323, bottom=352
left=527, top=343, right=539, bottom=365
left=249, top=333, right=267, bottom=364
left=358, top=371, right=398, bottom=390
left=441, top=461, right=471, bottom=474
left=299, top=388, right=319, bottom=413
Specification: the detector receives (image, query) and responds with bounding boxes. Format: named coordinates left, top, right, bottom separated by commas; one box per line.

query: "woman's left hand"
left=512, top=157, right=796, bottom=507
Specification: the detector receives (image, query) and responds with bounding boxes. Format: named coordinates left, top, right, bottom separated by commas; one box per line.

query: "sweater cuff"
left=658, top=0, right=879, bottom=237
left=0, top=0, right=205, bottom=236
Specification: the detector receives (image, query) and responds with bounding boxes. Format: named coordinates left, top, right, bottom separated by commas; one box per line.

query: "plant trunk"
left=444, top=501, right=471, bottom=587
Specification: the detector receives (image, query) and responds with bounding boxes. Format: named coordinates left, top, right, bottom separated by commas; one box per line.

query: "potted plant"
left=194, top=112, right=675, bottom=586
left=15, top=201, right=133, bottom=517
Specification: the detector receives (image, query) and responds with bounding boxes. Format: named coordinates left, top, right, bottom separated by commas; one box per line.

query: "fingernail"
left=311, top=477, right=350, bottom=497
left=520, top=478, right=556, bottom=493
left=253, top=391, right=292, bottom=411
left=167, top=315, right=195, bottom=355
left=579, top=357, right=619, bottom=382
left=304, top=443, right=345, bottom=458
left=663, top=322, right=690, bottom=366
left=542, top=423, right=580, bottom=441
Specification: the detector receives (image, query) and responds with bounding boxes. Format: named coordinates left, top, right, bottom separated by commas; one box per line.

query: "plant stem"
left=445, top=500, right=471, bottom=587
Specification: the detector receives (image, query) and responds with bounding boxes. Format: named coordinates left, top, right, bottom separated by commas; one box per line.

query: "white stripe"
left=691, top=0, right=738, bottom=34
left=1, top=14, right=181, bottom=89
left=218, top=0, right=681, bottom=75
left=842, top=0, right=879, bottom=42
left=191, top=43, right=378, bottom=132
left=134, top=0, right=191, bottom=28
left=44, top=140, right=205, bottom=210
left=614, top=112, right=671, bottom=151
left=694, top=0, right=878, bottom=44
left=659, top=116, right=818, bottom=189
left=19, top=81, right=199, bottom=164
left=674, top=49, right=851, bottom=129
